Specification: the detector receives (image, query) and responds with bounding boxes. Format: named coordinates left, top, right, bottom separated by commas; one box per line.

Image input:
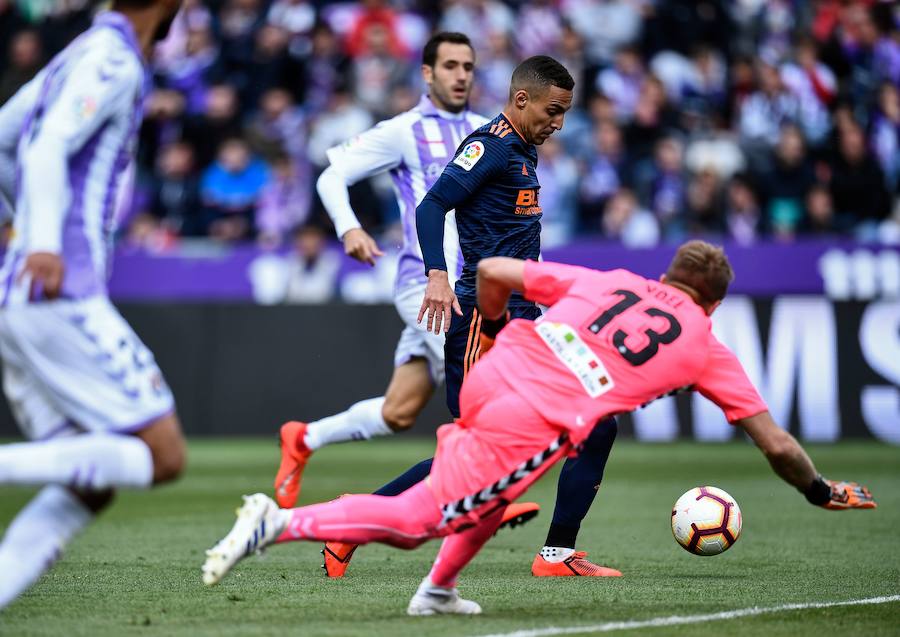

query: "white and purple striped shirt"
left=322, top=95, right=487, bottom=292
left=0, top=11, right=148, bottom=306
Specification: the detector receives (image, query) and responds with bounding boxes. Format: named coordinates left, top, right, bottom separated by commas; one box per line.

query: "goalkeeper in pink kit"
left=202, top=240, right=876, bottom=615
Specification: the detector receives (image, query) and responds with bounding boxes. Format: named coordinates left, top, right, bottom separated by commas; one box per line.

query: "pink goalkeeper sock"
left=276, top=482, right=443, bottom=549
left=429, top=506, right=505, bottom=587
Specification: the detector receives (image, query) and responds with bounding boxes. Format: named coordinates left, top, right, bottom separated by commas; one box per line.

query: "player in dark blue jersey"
left=411, top=56, right=622, bottom=577
left=317, top=57, right=621, bottom=585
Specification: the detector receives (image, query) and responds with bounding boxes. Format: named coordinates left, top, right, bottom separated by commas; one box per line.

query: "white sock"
left=417, top=575, right=454, bottom=595
left=0, top=434, right=154, bottom=490
left=304, top=397, right=392, bottom=451
left=0, top=486, right=93, bottom=610
left=540, top=546, right=575, bottom=563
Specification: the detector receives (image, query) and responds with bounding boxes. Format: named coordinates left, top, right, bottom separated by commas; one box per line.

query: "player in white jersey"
left=273, top=35, right=540, bottom=572
left=0, top=0, right=185, bottom=610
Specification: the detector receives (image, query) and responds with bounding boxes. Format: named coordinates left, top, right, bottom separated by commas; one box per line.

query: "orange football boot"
left=497, top=502, right=540, bottom=532
left=274, top=421, right=312, bottom=508
left=531, top=551, right=622, bottom=577
left=322, top=542, right=358, bottom=578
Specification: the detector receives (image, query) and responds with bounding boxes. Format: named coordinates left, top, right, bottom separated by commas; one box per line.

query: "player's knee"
left=153, top=436, right=186, bottom=484
left=149, top=422, right=187, bottom=484
left=382, top=401, right=416, bottom=431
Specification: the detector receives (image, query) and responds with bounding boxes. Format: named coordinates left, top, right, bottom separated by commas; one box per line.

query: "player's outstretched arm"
left=476, top=257, right=525, bottom=318
left=474, top=257, right=525, bottom=352
left=737, top=411, right=876, bottom=510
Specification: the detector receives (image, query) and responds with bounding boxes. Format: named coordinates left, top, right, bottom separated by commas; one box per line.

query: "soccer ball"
left=671, top=486, right=742, bottom=556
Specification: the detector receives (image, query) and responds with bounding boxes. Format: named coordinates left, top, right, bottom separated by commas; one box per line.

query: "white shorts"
left=393, top=282, right=446, bottom=385
left=0, top=296, right=175, bottom=441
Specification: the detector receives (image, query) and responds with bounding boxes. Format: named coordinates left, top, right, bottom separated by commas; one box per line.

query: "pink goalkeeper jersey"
left=483, top=261, right=767, bottom=443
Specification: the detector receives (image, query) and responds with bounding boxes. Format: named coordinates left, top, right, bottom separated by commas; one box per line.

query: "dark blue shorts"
left=444, top=300, right=542, bottom=417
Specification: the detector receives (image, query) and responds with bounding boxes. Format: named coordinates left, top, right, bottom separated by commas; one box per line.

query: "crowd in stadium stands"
left=1, top=0, right=899, bottom=256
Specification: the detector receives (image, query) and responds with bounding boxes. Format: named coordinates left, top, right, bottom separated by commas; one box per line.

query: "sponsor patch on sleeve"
left=452, top=141, right=485, bottom=171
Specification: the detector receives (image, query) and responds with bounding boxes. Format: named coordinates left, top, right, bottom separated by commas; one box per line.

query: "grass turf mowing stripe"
left=471, top=595, right=900, bottom=637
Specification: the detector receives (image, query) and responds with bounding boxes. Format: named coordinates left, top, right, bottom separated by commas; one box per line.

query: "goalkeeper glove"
left=804, top=475, right=876, bottom=510
left=478, top=311, right=509, bottom=356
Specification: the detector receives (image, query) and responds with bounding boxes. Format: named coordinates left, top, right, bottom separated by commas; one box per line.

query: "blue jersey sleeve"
left=442, top=133, right=508, bottom=194
left=416, top=175, right=471, bottom=274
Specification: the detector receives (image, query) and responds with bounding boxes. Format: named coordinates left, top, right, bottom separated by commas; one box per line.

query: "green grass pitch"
left=0, top=439, right=898, bottom=636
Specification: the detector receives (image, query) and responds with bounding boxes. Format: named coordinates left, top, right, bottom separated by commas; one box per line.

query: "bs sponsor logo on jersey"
left=515, top=188, right=542, bottom=216
left=453, top=141, right=484, bottom=171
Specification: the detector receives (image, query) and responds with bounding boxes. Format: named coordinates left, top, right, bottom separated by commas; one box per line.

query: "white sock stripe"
left=305, top=397, right=390, bottom=451
left=469, top=595, right=900, bottom=637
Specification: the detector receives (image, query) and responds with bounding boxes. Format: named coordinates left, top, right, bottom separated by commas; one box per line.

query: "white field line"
left=470, top=594, right=900, bottom=637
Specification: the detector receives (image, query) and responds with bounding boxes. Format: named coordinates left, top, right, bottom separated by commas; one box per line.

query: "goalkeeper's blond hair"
left=665, top=240, right=734, bottom=307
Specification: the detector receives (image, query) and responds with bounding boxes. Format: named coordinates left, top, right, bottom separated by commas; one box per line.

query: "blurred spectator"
left=801, top=183, right=841, bottom=237
left=267, top=0, right=316, bottom=57
left=219, top=0, right=265, bottom=84
left=473, top=31, right=516, bottom=114
left=241, top=23, right=298, bottom=108
left=256, top=155, right=311, bottom=246
left=579, top=121, right=630, bottom=231
left=685, top=168, right=725, bottom=235
left=157, top=24, right=219, bottom=116
left=600, top=189, right=659, bottom=247
left=515, top=0, right=563, bottom=60
left=562, top=0, right=640, bottom=65
left=149, top=141, right=203, bottom=237
left=307, top=85, right=373, bottom=168
left=0, top=0, right=26, bottom=59
left=837, top=4, right=900, bottom=107
left=556, top=23, right=590, bottom=107
left=642, top=0, right=732, bottom=59
left=624, top=76, right=679, bottom=162
left=200, top=138, right=270, bottom=241
left=596, top=46, right=646, bottom=122
left=725, top=173, right=762, bottom=245
left=738, top=59, right=800, bottom=169
left=183, top=84, right=244, bottom=168
left=345, top=0, right=409, bottom=59
left=300, top=22, right=351, bottom=115
left=439, top=0, right=514, bottom=57
left=652, top=47, right=727, bottom=131
left=536, top=137, right=579, bottom=248
left=245, top=87, right=307, bottom=161
left=139, top=89, right=187, bottom=171
left=284, top=225, right=341, bottom=303
left=870, top=82, right=900, bottom=190
left=780, top=37, right=836, bottom=145
left=0, top=29, right=41, bottom=105
left=350, top=22, right=411, bottom=118
left=685, top=134, right=746, bottom=180
left=828, top=122, right=892, bottom=239
left=758, top=124, right=816, bottom=237
left=640, top=136, right=687, bottom=237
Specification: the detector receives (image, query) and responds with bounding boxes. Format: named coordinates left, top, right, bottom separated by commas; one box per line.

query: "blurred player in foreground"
left=275, top=33, right=539, bottom=576
left=204, top=241, right=875, bottom=614
left=0, top=0, right=185, bottom=610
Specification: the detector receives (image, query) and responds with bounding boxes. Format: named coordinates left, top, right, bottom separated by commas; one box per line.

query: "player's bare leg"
left=274, top=359, right=433, bottom=508
left=0, top=413, right=185, bottom=610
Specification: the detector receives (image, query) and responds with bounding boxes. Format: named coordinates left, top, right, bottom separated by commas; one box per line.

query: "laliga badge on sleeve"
left=453, top=141, right=485, bottom=171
